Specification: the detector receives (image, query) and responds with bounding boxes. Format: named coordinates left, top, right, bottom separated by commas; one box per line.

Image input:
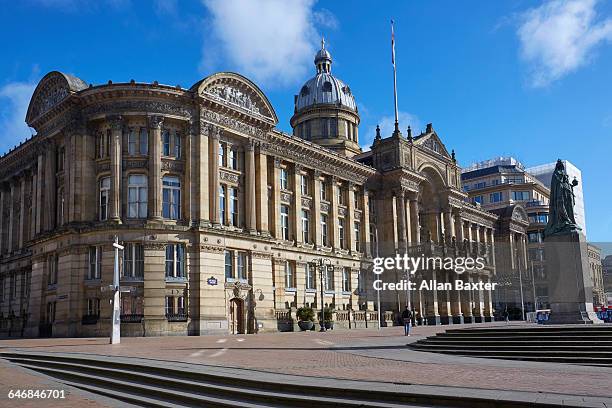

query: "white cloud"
left=201, top=0, right=331, bottom=87
left=0, top=82, right=36, bottom=154
left=362, top=111, right=421, bottom=148
left=517, top=0, right=612, bottom=87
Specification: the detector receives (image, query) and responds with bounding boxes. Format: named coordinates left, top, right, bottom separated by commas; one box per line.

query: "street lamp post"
left=111, top=236, right=124, bottom=344
left=374, top=226, right=381, bottom=330
left=312, top=258, right=333, bottom=332
left=515, top=246, right=526, bottom=321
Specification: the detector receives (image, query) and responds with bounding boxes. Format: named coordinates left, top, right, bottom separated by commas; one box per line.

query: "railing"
left=367, top=311, right=379, bottom=321
left=274, top=309, right=292, bottom=320
left=121, top=275, right=144, bottom=282
left=166, top=313, right=188, bottom=322
left=120, top=314, right=143, bottom=323
left=384, top=311, right=394, bottom=322
left=525, top=200, right=546, bottom=208
left=81, top=314, right=99, bottom=325
left=353, top=310, right=366, bottom=321
left=335, top=310, right=350, bottom=322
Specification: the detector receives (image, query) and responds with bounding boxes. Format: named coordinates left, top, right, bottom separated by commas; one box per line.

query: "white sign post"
left=111, top=236, right=124, bottom=345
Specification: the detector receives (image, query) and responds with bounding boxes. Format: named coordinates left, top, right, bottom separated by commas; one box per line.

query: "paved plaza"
left=1, top=322, right=612, bottom=407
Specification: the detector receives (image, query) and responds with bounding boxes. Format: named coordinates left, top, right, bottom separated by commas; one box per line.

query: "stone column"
left=489, top=229, right=496, bottom=268
left=454, top=213, right=464, bottom=243
left=30, top=172, right=37, bottom=239
left=0, top=187, right=4, bottom=254
left=425, top=269, right=440, bottom=325
left=362, top=188, right=371, bottom=257
left=35, top=154, right=44, bottom=234
left=409, top=196, right=420, bottom=244
left=509, top=233, right=515, bottom=270
left=255, top=149, right=269, bottom=235
left=272, top=158, right=282, bottom=239
left=330, top=177, right=340, bottom=248
left=44, top=142, right=57, bottom=231
left=245, top=140, right=257, bottom=234
left=209, top=127, right=221, bottom=226
left=444, top=208, right=455, bottom=240
left=108, top=115, right=123, bottom=223
left=293, top=164, right=302, bottom=243
left=461, top=273, right=473, bottom=323
left=18, top=176, right=26, bottom=249
left=396, top=190, right=407, bottom=253
left=8, top=182, right=15, bottom=252
left=347, top=182, right=356, bottom=252
left=449, top=279, right=463, bottom=324
left=473, top=274, right=484, bottom=322
left=198, top=122, right=210, bottom=226
left=183, top=121, right=193, bottom=223
left=149, top=115, right=164, bottom=221
left=484, top=274, right=493, bottom=321
left=313, top=171, right=322, bottom=247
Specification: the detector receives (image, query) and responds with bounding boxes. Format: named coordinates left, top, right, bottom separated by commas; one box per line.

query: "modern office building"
left=0, top=43, right=506, bottom=338
left=587, top=244, right=605, bottom=307
left=526, top=160, right=587, bottom=236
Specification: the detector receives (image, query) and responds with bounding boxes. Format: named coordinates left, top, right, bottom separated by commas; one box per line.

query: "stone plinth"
left=545, top=231, right=602, bottom=324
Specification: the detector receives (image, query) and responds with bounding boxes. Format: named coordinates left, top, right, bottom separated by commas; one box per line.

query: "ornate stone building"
left=0, top=44, right=501, bottom=337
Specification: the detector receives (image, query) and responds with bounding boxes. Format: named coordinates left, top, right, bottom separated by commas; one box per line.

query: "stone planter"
left=298, top=320, right=314, bottom=331
left=324, top=321, right=334, bottom=330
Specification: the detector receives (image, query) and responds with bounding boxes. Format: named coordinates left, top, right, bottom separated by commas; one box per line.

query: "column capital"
left=273, top=157, right=282, bottom=168
left=246, top=138, right=255, bottom=151
left=148, top=115, right=164, bottom=130
left=106, top=114, right=124, bottom=131
left=313, top=169, right=323, bottom=178
left=294, top=162, right=304, bottom=173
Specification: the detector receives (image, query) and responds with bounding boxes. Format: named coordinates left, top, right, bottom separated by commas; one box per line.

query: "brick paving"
left=1, top=322, right=611, bottom=402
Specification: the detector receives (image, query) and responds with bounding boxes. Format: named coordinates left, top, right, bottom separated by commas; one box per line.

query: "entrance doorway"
left=229, top=298, right=245, bottom=334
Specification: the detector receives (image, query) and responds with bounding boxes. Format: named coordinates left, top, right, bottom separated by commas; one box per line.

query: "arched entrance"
left=229, top=298, right=245, bottom=334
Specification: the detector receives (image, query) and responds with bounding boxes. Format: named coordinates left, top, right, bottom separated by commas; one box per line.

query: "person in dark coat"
left=401, top=306, right=412, bottom=336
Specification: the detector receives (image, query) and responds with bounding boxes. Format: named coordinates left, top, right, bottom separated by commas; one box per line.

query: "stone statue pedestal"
left=544, top=231, right=602, bottom=324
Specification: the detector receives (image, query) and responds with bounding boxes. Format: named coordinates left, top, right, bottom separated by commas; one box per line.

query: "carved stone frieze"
left=320, top=202, right=330, bottom=213
left=200, top=110, right=267, bottom=139
left=83, top=101, right=192, bottom=120
left=96, top=162, right=111, bottom=173
left=123, top=160, right=149, bottom=170
left=220, top=170, right=240, bottom=184
left=301, top=197, right=312, bottom=208
left=200, top=244, right=224, bottom=253
left=338, top=207, right=347, bottom=217
left=161, top=160, right=184, bottom=173
left=280, top=192, right=291, bottom=203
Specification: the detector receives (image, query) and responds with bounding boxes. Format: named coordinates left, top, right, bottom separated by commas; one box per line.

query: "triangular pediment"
left=414, top=131, right=451, bottom=158
left=193, top=72, right=278, bottom=125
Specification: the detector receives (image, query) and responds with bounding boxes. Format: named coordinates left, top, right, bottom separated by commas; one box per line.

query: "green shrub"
left=296, top=307, right=315, bottom=322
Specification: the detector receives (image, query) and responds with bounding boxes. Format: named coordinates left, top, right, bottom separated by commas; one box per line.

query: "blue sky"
left=0, top=0, right=611, bottom=249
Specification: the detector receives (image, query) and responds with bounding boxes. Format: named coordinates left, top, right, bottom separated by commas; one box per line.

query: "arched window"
left=322, top=81, right=332, bottom=92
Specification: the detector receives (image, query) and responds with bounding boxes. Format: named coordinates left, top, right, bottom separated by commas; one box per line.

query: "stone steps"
left=410, top=326, right=612, bottom=366
left=1, top=352, right=595, bottom=408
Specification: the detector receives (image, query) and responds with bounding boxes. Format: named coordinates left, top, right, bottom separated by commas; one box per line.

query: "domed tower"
left=290, top=39, right=361, bottom=157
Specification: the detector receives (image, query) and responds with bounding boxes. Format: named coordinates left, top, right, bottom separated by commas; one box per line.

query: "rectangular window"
left=237, top=252, right=246, bottom=280
left=229, top=147, right=237, bottom=170
left=174, top=132, right=181, bottom=159
left=123, top=243, right=144, bottom=278
left=300, top=174, right=309, bottom=195
left=106, top=129, right=111, bottom=158
left=162, top=176, right=181, bottom=220
left=338, top=218, right=345, bottom=249
left=337, top=186, right=344, bottom=205
left=325, top=268, right=334, bottom=291
left=229, top=187, right=238, bottom=226
left=165, top=244, right=186, bottom=279
left=97, top=132, right=105, bottom=159
left=475, top=182, right=486, bottom=189
left=99, top=177, right=110, bottom=221
left=280, top=168, right=288, bottom=190
left=128, top=175, right=148, bottom=218
left=354, top=222, right=361, bottom=252
left=489, top=192, right=502, bottom=202
left=512, top=191, right=530, bottom=201
left=321, top=214, right=328, bottom=246
left=219, top=142, right=225, bottom=166
left=46, top=301, right=56, bottom=324
left=301, top=210, right=310, bottom=243
left=162, top=130, right=171, bottom=156
left=88, top=247, right=102, bottom=280
left=472, top=195, right=483, bottom=205
left=342, top=268, right=351, bottom=292
left=165, top=296, right=174, bottom=316
left=48, top=255, right=58, bottom=286
left=128, top=128, right=137, bottom=155
left=306, top=263, right=315, bottom=290
left=320, top=181, right=327, bottom=201
left=220, top=184, right=226, bottom=224
left=225, top=250, right=234, bottom=279
left=139, top=127, right=148, bottom=155
left=280, top=205, right=290, bottom=240
left=87, top=298, right=100, bottom=316
left=284, top=261, right=294, bottom=288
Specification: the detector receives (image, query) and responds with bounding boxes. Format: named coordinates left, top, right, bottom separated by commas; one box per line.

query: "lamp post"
left=374, top=226, right=382, bottom=330
left=312, top=258, right=333, bottom=332
left=515, top=245, right=525, bottom=321
left=111, top=236, right=124, bottom=344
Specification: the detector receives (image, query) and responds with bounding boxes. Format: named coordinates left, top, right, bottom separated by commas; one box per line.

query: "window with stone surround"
left=128, top=175, right=148, bottom=219
left=301, top=209, right=310, bottom=243
left=220, top=184, right=226, bottom=224
left=87, top=246, right=102, bottom=280
left=162, top=176, right=181, bottom=220
left=87, top=298, right=100, bottom=316
left=225, top=250, right=247, bottom=281
left=354, top=221, right=361, bottom=252
left=228, top=146, right=237, bottom=170
left=162, top=129, right=171, bottom=156
left=321, top=214, right=328, bottom=246
left=47, top=254, right=58, bottom=286
left=280, top=205, right=290, bottom=240
left=99, top=177, right=110, bottom=221
left=306, top=263, right=315, bottom=290
left=123, top=243, right=144, bottom=279
left=300, top=174, right=309, bottom=195
left=280, top=167, right=288, bottom=190
left=284, top=261, right=295, bottom=289
left=165, top=244, right=186, bottom=279
left=338, top=217, right=345, bottom=249
left=342, top=268, right=351, bottom=293
left=325, top=268, right=334, bottom=291
left=229, top=187, right=238, bottom=226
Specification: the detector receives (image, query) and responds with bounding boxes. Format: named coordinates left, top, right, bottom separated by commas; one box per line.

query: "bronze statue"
left=544, top=159, right=580, bottom=238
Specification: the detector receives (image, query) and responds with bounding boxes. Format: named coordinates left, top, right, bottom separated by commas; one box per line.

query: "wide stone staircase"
left=1, top=351, right=598, bottom=407
left=409, top=325, right=612, bottom=366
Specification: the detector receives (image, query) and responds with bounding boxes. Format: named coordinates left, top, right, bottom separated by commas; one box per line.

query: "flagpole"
left=391, top=20, right=400, bottom=136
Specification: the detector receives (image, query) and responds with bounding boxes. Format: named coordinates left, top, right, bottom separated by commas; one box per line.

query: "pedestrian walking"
left=401, top=306, right=412, bottom=336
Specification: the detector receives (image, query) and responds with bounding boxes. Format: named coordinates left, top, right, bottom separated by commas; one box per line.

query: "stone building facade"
left=0, top=45, right=502, bottom=337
